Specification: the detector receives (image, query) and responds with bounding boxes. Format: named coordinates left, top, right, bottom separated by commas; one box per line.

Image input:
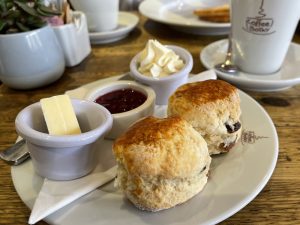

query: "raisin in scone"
left=113, top=116, right=211, bottom=212
left=168, top=80, right=242, bottom=155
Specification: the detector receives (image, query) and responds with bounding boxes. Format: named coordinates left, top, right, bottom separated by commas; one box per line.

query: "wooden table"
left=1, top=14, right=300, bottom=225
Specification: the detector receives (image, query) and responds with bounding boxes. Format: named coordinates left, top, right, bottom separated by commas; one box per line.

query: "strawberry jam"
left=95, top=89, right=147, bottom=114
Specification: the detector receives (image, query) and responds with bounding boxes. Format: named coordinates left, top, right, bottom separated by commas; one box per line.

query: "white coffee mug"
left=231, top=0, right=300, bottom=74
left=70, top=0, right=119, bottom=32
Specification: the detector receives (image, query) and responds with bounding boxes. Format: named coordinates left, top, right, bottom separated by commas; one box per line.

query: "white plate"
left=11, top=74, right=278, bottom=225
left=89, top=12, right=139, bottom=44
left=139, top=0, right=230, bottom=35
left=200, top=39, right=300, bottom=92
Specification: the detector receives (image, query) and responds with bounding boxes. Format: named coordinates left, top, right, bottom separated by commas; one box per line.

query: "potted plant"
left=0, top=0, right=66, bottom=89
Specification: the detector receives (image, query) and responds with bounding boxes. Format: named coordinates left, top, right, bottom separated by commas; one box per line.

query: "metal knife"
left=0, top=139, right=30, bottom=166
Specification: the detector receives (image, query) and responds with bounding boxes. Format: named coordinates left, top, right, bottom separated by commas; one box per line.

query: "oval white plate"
left=200, top=39, right=300, bottom=91
left=89, top=12, right=139, bottom=44
left=11, top=73, right=278, bottom=225
left=139, top=0, right=230, bottom=35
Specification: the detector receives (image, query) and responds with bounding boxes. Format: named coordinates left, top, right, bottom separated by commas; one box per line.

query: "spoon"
left=0, top=139, right=30, bottom=166
left=214, top=33, right=238, bottom=74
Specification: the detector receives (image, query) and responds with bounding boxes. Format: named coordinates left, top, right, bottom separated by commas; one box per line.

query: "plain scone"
left=113, top=116, right=211, bottom=212
left=168, top=80, right=242, bottom=155
left=193, top=4, right=230, bottom=23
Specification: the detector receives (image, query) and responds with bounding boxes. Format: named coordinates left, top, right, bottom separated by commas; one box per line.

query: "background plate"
left=139, top=0, right=230, bottom=35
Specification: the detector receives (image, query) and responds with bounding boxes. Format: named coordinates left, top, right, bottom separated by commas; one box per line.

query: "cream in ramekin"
left=130, top=41, right=193, bottom=105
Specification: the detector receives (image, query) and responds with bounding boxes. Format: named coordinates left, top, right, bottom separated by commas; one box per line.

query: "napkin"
left=28, top=165, right=117, bottom=224
left=188, top=69, right=217, bottom=83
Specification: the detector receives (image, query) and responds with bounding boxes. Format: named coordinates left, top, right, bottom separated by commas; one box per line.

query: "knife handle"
left=0, top=139, right=30, bottom=166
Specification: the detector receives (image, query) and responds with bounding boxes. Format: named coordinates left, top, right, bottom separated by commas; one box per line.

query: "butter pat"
left=137, top=39, right=184, bottom=78
left=40, top=95, right=81, bottom=135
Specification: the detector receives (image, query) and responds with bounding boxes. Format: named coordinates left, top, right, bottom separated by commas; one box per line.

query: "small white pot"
left=53, top=11, right=91, bottom=67
left=0, top=25, right=65, bottom=89
left=15, top=99, right=113, bottom=180
left=130, top=45, right=193, bottom=105
left=85, top=80, right=156, bottom=139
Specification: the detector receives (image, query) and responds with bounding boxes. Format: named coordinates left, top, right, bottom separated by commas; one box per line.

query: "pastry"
left=194, top=4, right=230, bottom=23
left=168, top=80, right=242, bottom=155
left=113, top=116, right=211, bottom=211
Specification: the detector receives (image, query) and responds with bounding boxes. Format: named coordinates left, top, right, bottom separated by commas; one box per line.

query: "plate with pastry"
left=139, top=0, right=230, bottom=35
left=11, top=73, right=278, bottom=225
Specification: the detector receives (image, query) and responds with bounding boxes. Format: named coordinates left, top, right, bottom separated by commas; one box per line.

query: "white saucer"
left=89, top=12, right=139, bottom=44
left=200, top=39, right=300, bottom=92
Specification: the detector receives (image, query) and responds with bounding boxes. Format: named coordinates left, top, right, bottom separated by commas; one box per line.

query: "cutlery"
left=0, top=139, right=30, bottom=166
left=214, top=33, right=238, bottom=74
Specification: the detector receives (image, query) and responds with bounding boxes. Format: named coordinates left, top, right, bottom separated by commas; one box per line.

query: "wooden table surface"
left=1, top=13, right=300, bottom=225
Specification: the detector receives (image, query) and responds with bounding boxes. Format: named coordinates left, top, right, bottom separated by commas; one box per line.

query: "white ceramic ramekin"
left=130, top=45, right=193, bottom=105
left=85, top=80, right=156, bottom=139
left=15, top=99, right=113, bottom=181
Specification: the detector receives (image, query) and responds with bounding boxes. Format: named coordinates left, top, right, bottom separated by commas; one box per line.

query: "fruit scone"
left=168, top=80, right=242, bottom=155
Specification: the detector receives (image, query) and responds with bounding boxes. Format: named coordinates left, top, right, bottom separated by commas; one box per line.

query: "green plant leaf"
left=6, top=2, right=14, bottom=10
left=15, top=1, right=39, bottom=17
left=0, top=20, right=8, bottom=33
left=26, top=15, right=38, bottom=24
left=38, top=4, right=61, bottom=16
left=36, top=7, right=51, bottom=17
left=6, top=10, right=21, bottom=19
left=1, top=0, right=53, bottom=33
left=16, top=21, right=30, bottom=31
left=1, top=10, right=9, bottom=18
left=26, top=18, right=46, bottom=28
left=0, top=1, right=7, bottom=13
left=6, top=18, right=14, bottom=26
left=26, top=16, right=44, bottom=26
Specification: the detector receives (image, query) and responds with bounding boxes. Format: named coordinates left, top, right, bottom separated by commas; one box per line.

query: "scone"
left=113, top=116, right=211, bottom=212
left=193, top=4, right=230, bottom=23
left=168, top=80, right=242, bottom=155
